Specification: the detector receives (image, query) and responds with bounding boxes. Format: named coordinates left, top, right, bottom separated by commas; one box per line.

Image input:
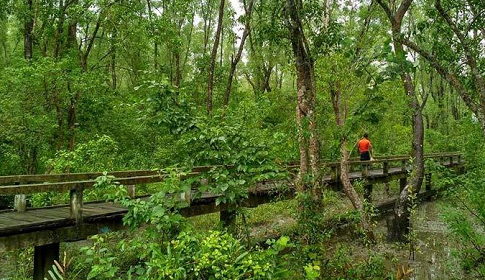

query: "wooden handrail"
left=0, top=153, right=462, bottom=196
left=0, top=152, right=463, bottom=222
left=324, top=152, right=461, bottom=166
left=0, top=167, right=216, bottom=186
left=0, top=172, right=204, bottom=196
left=0, top=153, right=461, bottom=186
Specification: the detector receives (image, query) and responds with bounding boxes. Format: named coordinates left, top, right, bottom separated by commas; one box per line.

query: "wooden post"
left=33, top=242, right=60, bottom=280
left=14, top=194, right=26, bottom=212
left=364, top=184, right=373, bottom=203
left=401, top=160, right=406, bottom=172
left=449, top=156, right=453, bottom=166
left=362, top=163, right=369, bottom=177
left=180, top=188, right=192, bottom=206
left=383, top=160, right=389, bottom=176
left=331, top=165, right=339, bottom=182
left=400, top=177, right=407, bottom=192
left=70, top=186, right=83, bottom=224
left=384, top=182, right=390, bottom=196
left=220, top=209, right=236, bottom=232
left=126, top=185, right=136, bottom=198
left=457, top=154, right=461, bottom=164
left=425, top=173, right=432, bottom=201
left=425, top=173, right=432, bottom=192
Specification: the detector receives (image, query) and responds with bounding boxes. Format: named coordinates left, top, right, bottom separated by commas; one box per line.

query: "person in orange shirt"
left=357, top=133, right=373, bottom=161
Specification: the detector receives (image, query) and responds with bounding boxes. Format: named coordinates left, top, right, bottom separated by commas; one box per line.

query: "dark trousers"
left=360, top=151, right=370, bottom=161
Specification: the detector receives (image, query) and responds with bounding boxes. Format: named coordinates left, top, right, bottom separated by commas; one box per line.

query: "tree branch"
left=397, top=36, right=479, bottom=115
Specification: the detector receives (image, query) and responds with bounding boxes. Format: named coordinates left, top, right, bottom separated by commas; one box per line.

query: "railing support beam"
left=364, top=184, right=373, bottom=203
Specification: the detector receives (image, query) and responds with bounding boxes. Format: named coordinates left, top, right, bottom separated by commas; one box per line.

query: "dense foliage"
left=1, top=0, right=484, bottom=279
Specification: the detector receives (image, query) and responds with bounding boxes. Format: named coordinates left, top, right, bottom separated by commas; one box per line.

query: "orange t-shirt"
left=358, top=138, right=371, bottom=153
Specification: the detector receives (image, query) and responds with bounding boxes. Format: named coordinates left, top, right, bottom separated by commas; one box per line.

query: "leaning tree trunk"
left=330, top=82, right=375, bottom=241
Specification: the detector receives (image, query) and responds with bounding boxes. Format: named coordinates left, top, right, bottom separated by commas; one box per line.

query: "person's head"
left=363, top=133, right=369, bottom=139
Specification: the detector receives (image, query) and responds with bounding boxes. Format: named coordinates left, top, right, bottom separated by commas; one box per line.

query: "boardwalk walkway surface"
left=0, top=153, right=463, bottom=279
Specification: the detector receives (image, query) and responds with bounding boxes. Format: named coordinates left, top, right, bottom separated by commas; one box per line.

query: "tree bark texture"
left=286, top=0, right=321, bottom=200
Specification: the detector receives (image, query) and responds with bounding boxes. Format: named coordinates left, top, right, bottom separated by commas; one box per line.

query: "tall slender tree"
left=376, top=0, right=429, bottom=241
left=285, top=0, right=321, bottom=200
left=207, top=0, right=225, bottom=114
left=223, top=0, right=254, bottom=107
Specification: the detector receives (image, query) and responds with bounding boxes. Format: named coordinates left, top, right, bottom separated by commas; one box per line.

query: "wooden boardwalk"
left=0, top=166, right=414, bottom=237
left=0, top=153, right=463, bottom=279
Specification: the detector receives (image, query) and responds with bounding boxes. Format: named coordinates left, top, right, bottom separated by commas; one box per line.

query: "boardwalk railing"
left=0, top=153, right=462, bottom=220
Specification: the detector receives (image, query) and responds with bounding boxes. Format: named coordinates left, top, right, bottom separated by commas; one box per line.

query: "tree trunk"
left=376, top=0, right=427, bottom=242
left=24, top=0, right=34, bottom=60
left=66, top=3, right=102, bottom=150
left=110, top=30, right=117, bottom=90
left=388, top=37, right=425, bottom=242
left=223, top=0, right=253, bottom=107
left=53, top=84, right=64, bottom=150
left=175, top=51, right=181, bottom=87
left=207, top=0, right=225, bottom=115
left=66, top=13, right=78, bottom=151
left=182, top=11, right=195, bottom=78
left=286, top=0, right=321, bottom=199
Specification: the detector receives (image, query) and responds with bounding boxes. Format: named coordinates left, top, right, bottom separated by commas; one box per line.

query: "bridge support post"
left=399, top=178, right=407, bottom=192
left=425, top=173, right=432, bottom=201
left=425, top=173, right=431, bottom=192
left=361, top=163, right=369, bottom=177
left=383, top=161, right=390, bottom=195
left=181, top=188, right=192, bottom=206
left=220, top=209, right=236, bottom=233
left=331, top=165, right=341, bottom=191
left=383, top=161, right=389, bottom=176
left=364, top=184, right=373, bottom=203
left=331, top=165, right=339, bottom=182
left=384, top=182, right=390, bottom=196
left=33, top=242, right=60, bottom=280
